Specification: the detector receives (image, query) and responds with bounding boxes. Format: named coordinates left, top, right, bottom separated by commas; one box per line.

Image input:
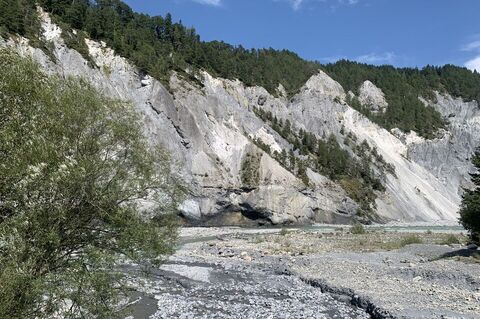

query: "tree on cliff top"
left=459, top=150, right=480, bottom=245
left=0, top=49, right=184, bottom=318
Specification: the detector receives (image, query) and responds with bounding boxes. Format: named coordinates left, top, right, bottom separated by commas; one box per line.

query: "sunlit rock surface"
left=2, top=11, right=478, bottom=224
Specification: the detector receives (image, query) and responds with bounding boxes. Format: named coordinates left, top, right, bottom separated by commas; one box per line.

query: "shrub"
left=351, top=223, right=366, bottom=235
left=240, top=151, right=262, bottom=187
left=0, top=50, right=184, bottom=319
left=460, top=150, right=480, bottom=245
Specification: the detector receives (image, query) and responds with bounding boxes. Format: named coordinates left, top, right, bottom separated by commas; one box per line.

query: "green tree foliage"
left=0, top=50, right=184, bottom=318
left=0, top=0, right=39, bottom=37
left=241, top=151, right=262, bottom=187
left=324, top=60, right=480, bottom=138
left=459, top=150, right=480, bottom=244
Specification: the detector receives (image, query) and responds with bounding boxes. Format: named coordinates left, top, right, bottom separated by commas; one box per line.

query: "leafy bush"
left=460, top=150, right=480, bottom=245
left=350, top=223, right=366, bottom=235
left=0, top=50, right=184, bottom=318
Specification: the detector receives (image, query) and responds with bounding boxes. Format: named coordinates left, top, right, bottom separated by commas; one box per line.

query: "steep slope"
left=2, top=11, right=478, bottom=225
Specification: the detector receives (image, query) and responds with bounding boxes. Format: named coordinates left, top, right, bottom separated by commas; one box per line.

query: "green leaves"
left=460, top=150, right=480, bottom=245
left=0, top=50, right=183, bottom=318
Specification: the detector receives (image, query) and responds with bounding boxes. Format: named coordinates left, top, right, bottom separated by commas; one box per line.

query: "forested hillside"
left=1, top=0, right=480, bottom=138
left=324, top=61, right=480, bottom=138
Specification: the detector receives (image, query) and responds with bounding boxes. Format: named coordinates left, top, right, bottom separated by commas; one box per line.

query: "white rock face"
left=358, top=80, right=388, bottom=113
left=250, top=127, right=283, bottom=154
left=343, top=109, right=459, bottom=222
left=38, top=7, right=62, bottom=41
left=408, top=93, right=480, bottom=200
left=2, top=12, right=477, bottom=224
left=302, top=70, right=346, bottom=100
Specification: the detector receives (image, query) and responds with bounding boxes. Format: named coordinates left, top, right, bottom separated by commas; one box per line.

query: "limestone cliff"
left=2, top=12, right=478, bottom=225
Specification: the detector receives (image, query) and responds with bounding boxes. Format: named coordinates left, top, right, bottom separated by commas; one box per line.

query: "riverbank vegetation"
left=0, top=50, right=184, bottom=319
left=460, top=150, right=480, bottom=245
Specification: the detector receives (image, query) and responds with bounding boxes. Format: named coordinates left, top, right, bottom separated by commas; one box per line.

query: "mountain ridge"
left=2, top=0, right=480, bottom=140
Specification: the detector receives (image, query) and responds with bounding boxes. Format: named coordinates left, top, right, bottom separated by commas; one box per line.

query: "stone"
left=257, top=95, right=267, bottom=106
left=467, top=244, right=478, bottom=250
left=412, top=276, right=422, bottom=282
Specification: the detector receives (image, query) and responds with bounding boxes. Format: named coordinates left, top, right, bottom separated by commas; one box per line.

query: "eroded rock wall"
left=2, top=11, right=478, bottom=224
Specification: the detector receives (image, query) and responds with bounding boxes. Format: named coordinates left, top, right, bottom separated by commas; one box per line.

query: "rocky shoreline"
left=124, top=226, right=480, bottom=319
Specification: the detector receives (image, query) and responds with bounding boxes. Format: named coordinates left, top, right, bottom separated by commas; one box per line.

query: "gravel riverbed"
left=123, top=226, right=480, bottom=319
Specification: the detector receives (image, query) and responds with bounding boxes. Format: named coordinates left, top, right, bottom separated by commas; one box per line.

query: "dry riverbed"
left=125, top=226, right=480, bottom=319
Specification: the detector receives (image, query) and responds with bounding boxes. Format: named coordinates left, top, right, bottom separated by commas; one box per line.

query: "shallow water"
left=223, top=223, right=466, bottom=234
left=304, top=224, right=466, bottom=234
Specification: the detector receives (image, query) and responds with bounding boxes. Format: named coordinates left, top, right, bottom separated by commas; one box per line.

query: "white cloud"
left=193, top=0, right=222, bottom=6
left=355, top=52, right=396, bottom=65
left=291, top=0, right=304, bottom=10
left=461, top=40, right=480, bottom=52
left=319, top=55, right=347, bottom=63
left=465, top=56, right=480, bottom=72
left=461, top=36, right=480, bottom=72
left=277, top=0, right=358, bottom=11
left=274, top=0, right=307, bottom=11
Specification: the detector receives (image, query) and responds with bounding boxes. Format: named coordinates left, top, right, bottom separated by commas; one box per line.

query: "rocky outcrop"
left=358, top=80, right=388, bottom=113
left=343, top=109, right=459, bottom=221
left=408, top=93, right=480, bottom=200
left=2, top=11, right=478, bottom=225
left=301, top=70, right=346, bottom=100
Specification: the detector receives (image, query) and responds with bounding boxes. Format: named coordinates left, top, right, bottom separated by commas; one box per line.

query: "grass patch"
left=102, top=65, right=112, bottom=77
left=400, top=235, right=423, bottom=247
left=279, top=228, right=289, bottom=236
left=440, top=234, right=462, bottom=246
left=251, top=236, right=265, bottom=244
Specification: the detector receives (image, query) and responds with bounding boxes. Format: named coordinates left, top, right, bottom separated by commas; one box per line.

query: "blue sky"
left=124, top=0, right=480, bottom=71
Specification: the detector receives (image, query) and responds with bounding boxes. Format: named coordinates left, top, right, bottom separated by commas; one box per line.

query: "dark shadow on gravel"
left=437, top=247, right=480, bottom=260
